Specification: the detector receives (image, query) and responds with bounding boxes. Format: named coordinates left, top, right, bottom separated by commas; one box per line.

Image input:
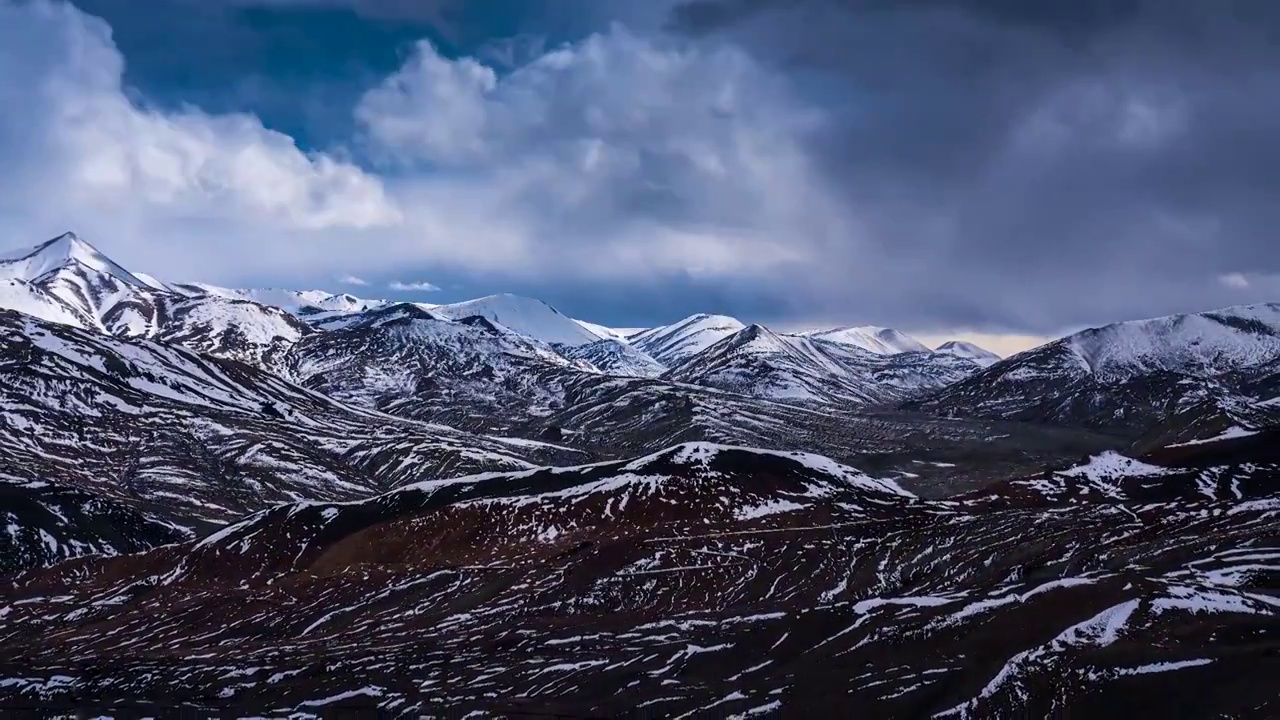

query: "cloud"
left=0, top=0, right=400, bottom=278
left=353, top=26, right=836, bottom=281
left=337, top=274, right=369, bottom=286
left=660, top=0, right=1280, bottom=333
left=4, top=0, right=1276, bottom=336
left=389, top=280, right=442, bottom=292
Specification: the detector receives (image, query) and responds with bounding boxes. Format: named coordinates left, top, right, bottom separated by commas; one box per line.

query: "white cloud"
left=338, top=274, right=369, bottom=286
left=0, top=0, right=398, bottom=280
left=0, top=2, right=840, bottom=298
left=389, top=280, right=441, bottom=291
left=353, top=26, right=840, bottom=278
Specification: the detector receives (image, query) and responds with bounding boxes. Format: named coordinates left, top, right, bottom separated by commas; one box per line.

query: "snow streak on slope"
left=799, top=326, right=931, bottom=355
left=432, top=294, right=606, bottom=346
left=572, top=319, right=635, bottom=343
left=632, top=314, right=747, bottom=364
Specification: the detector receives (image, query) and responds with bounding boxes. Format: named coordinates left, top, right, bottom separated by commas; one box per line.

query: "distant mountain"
left=935, top=340, right=1001, bottom=367
left=432, top=293, right=606, bottom=346
left=561, top=338, right=666, bottom=378
left=665, top=324, right=982, bottom=406
left=284, top=303, right=597, bottom=429
left=174, top=284, right=391, bottom=315
left=912, top=304, right=1280, bottom=438
left=798, top=325, right=931, bottom=355
left=631, top=313, right=747, bottom=364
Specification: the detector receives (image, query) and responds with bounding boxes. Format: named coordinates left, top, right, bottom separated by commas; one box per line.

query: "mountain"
left=432, top=293, right=606, bottom=346
left=935, top=339, right=1001, bottom=367
left=0, top=233, right=315, bottom=371
left=911, top=304, right=1280, bottom=438
left=284, top=303, right=598, bottom=430
left=631, top=313, right=746, bottom=364
left=799, top=325, right=931, bottom=355
left=665, top=324, right=982, bottom=406
left=174, top=284, right=390, bottom=315
left=4, top=436, right=1275, bottom=716
left=560, top=338, right=666, bottom=378
left=0, top=308, right=593, bottom=568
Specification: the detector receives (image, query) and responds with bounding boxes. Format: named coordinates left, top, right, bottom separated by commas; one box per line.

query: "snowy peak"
left=1063, top=303, right=1280, bottom=380
left=799, top=326, right=930, bottom=355
left=936, top=340, right=1001, bottom=367
left=432, top=293, right=605, bottom=346
left=631, top=313, right=746, bottom=364
left=0, top=232, right=147, bottom=287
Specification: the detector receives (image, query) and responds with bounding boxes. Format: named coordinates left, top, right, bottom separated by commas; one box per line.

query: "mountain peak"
left=0, top=232, right=146, bottom=287
left=432, top=293, right=603, bottom=346
left=935, top=340, right=1001, bottom=367
left=799, top=325, right=930, bottom=355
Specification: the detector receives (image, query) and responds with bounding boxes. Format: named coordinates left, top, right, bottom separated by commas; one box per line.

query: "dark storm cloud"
left=664, top=0, right=1280, bottom=334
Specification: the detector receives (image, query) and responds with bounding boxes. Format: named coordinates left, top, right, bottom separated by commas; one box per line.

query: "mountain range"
left=1, top=232, right=1276, bottom=717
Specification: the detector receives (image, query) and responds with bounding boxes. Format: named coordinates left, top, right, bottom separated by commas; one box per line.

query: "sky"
left=2, top=0, right=1279, bottom=354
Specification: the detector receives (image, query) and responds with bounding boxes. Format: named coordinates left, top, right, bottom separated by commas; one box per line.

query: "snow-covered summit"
left=1064, top=303, right=1280, bottom=380
left=432, top=293, right=606, bottom=346
left=0, top=232, right=148, bottom=287
left=798, top=326, right=931, bottom=355
left=935, top=340, right=1001, bottom=367
left=631, top=313, right=746, bottom=364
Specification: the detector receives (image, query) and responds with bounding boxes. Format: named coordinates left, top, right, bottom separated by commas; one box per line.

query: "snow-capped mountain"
left=561, top=338, right=666, bottom=378
left=284, top=303, right=599, bottom=429
left=798, top=325, right=931, bottom=355
left=935, top=339, right=1001, bottom=367
left=0, top=233, right=314, bottom=370
left=173, top=284, right=391, bottom=315
left=5, top=232, right=1280, bottom=716
left=432, top=293, right=607, bottom=346
left=913, top=304, right=1280, bottom=438
left=0, top=308, right=585, bottom=556
left=631, top=313, right=747, bottom=364
left=665, top=324, right=983, bottom=405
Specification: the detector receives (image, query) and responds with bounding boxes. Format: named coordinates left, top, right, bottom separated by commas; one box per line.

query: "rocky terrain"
left=0, top=232, right=1276, bottom=716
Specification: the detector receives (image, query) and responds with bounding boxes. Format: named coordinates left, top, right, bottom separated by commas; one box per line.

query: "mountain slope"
left=284, top=304, right=600, bottom=431
left=561, top=338, right=666, bottom=378
left=0, top=309, right=587, bottom=559
left=912, top=304, right=1280, bottom=436
left=3, top=438, right=1274, bottom=716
